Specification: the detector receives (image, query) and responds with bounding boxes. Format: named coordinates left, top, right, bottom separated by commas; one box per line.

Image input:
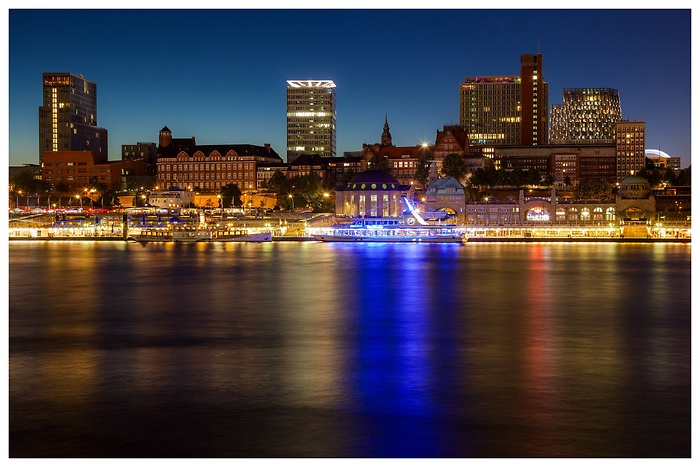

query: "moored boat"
left=314, top=225, right=466, bottom=243
left=313, top=197, right=466, bottom=243
left=211, top=229, right=272, bottom=242
left=129, top=226, right=173, bottom=243
left=172, top=229, right=212, bottom=242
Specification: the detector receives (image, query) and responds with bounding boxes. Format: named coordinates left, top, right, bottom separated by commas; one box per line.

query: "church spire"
left=381, top=114, right=393, bottom=147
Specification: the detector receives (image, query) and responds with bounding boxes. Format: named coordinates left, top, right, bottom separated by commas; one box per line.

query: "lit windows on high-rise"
left=38, top=72, right=108, bottom=163
left=459, top=53, right=548, bottom=151
left=615, top=120, right=646, bottom=182
left=286, top=80, right=336, bottom=163
left=549, top=88, right=622, bottom=144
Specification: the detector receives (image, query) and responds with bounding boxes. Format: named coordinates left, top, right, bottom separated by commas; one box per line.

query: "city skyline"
left=7, top=7, right=693, bottom=167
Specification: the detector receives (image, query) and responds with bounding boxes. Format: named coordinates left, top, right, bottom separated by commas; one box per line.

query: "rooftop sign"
left=287, top=80, right=336, bottom=88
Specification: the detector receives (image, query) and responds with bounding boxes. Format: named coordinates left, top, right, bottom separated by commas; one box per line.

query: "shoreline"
left=8, top=236, right=691, bottom=244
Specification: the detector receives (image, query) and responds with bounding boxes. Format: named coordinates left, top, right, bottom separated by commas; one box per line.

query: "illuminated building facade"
left=334, top=170, right=408, bottom=218
left=157, top=152, right=261, bottom=193
left=615, top=120, right=646, bottom=182
left=286, top=80, right=336, bottom=163
left=459, top=53, right=548, bottom=151
left=519, top=53, right=548, bottom=146
left=156, top=126, right=283, bottom=193
left=549, top=88, right=622, bottom=144
left=460, top=75, right=521, bottom=147
left=39, top=72, right=108, bottom=163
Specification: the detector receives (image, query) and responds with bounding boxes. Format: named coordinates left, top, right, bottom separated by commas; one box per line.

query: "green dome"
left=619, top=175, right=651, bottom=199
left=621, top=175, right=650, bottom=186
left=347, top=170, right=400, bottom=191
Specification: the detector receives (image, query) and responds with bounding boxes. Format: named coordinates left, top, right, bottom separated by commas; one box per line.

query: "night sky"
left=7, top=7, right=693, bottom=167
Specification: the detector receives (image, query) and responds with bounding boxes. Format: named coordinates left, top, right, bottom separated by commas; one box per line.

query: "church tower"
left=381, top=115, right=393, bottom=147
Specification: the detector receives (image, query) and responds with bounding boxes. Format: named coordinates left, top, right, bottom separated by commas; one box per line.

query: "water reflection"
left=9, top=242, right=691, bottom=457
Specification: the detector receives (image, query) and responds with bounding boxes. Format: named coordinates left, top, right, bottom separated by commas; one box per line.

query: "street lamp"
left=288, top=193, right=295, bottom=210
left=76, top=194, right=82, bottom=209
left=16, top=190, right=21, bottom=209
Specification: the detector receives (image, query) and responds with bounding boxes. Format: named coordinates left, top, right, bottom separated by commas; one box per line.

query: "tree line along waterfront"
left=8, top=156, right=691, bottom=213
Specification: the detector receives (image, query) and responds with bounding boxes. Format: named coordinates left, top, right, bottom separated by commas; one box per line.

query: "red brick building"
left=42, top=150, right=145, bottom=191
left=155, top=126, right=283, bottom=193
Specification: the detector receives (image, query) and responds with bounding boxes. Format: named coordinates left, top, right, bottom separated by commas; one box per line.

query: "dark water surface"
left=9, top=241, right=691, bottom=457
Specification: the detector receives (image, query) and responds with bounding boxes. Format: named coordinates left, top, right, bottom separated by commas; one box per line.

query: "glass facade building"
left=38, top=72, right=108, bottom=163
left=286, top=80, right=336, bottom=163
left=549, top=88, right=622, bottom=144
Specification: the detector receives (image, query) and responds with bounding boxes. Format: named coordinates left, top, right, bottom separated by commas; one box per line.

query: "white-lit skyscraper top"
left=286, top=80, right=336, bottom=88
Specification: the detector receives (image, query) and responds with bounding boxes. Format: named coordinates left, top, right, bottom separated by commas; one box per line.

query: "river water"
left=8, top=241, right=691, bottom=457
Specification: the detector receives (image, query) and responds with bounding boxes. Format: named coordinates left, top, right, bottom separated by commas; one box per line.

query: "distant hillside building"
left=39, top=72, right=108, bottom=163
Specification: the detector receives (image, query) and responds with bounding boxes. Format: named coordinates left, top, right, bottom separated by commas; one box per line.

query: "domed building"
left=335, top=170, right=410, bottom=217
left=616, top=175, right=655, bottom=221
left=618, top=175, right=652, bottom=200
left=612, top=174, right=657, bottom=237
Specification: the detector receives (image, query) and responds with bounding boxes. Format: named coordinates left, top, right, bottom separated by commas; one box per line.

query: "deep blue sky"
left=7, top=8, right=693, bottom=167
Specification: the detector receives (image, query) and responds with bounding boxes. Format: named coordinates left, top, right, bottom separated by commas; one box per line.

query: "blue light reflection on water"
left=341, top=244, right=459, bottom=456
left=8, top=241, right=691, bottom=457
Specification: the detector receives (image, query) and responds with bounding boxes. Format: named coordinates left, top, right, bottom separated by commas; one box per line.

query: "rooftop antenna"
left=538, top=38, right=541, bottom=54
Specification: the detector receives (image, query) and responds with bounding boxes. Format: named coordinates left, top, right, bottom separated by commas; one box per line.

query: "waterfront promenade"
left=8, top=211, right=691, bottom=243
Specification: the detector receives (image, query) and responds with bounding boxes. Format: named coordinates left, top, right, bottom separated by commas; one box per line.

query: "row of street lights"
left=11, top=186, right=102, bottom=210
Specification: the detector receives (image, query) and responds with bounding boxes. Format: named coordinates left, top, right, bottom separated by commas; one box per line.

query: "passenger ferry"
left=172, top=228, right=212, bottom=242
left=313, top=198, right=466, bottom=243
left=128, top=226, right=173, bottom=242
left=129, top=225, right=271, bottom=243
left=211, top=229, right=272, bottom=242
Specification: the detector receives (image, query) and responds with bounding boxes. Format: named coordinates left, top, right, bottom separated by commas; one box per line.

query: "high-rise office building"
left=286, top=80, right=336, bottom=163
left=459, top=53, right=548, bottom=151
left=519, top=53, right=548, bottom=146
left=549, top=88, right=622, bottom=144
left=459, top=75, right=521, bottom=147
left=39, top=72, right=108, bottom=163
left=615, top=120, right=646, bottom=182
